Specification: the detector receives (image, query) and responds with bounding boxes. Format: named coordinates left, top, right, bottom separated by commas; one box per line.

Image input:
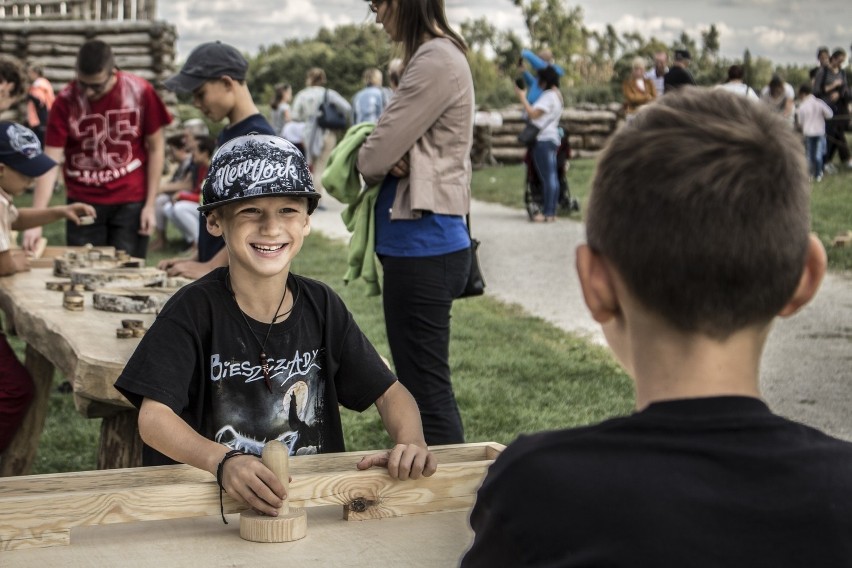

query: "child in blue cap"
left=0, top=121, right=95, bottom=452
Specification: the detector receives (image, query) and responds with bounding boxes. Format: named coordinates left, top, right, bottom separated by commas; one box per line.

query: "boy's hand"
left=138, top=203, right=155, bottom=236
left=64, top=202, right=97, bottom=224
left=356, top=443, right=437, bottom=481
left=221, top=453, right=286, bottom=517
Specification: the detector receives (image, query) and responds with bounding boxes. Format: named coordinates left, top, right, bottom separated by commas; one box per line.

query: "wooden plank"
left=0, top=444, right=500, bottom=550
left=1, top=506, right=472, bottom=567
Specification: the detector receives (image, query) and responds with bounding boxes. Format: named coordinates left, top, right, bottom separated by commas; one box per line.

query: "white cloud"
left=158, top=0, right=851, bottom=65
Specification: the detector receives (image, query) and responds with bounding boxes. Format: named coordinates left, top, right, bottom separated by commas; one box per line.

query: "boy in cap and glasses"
left=0, top=121, right=94, bottom=452
left=116, top=135, right=434, bottom=520
left=158, top=41, right=276, bottom=280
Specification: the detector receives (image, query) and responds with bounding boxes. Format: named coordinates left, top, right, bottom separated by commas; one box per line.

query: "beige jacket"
left=357, top=37, right=474, bottom=220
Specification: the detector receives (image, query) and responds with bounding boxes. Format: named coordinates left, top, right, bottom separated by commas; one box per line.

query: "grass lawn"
left=9, top=187, right=633, bottom=474
left=10, top=145, right=848, bottom=474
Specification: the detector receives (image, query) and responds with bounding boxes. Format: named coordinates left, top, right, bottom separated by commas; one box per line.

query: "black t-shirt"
left=197, top=114, right=276, bottom=262
left=664, top=65, right=697, bottom=92
left=115, top=268, right=396, bottom=465
left=462, top=397, right=852, bottom=567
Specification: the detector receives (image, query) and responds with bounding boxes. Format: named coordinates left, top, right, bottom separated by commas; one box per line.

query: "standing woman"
left=357, top=0, right=474, bottom=445
left=515, top=66, right=563, bottom=222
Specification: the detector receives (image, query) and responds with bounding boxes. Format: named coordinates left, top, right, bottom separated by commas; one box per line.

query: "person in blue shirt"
left=352, top=68, right=387, bottom=124
left=519, top=48, right=565, bottom=103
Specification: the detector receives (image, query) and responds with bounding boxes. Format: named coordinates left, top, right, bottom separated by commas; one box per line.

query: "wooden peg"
left=239, top=440, right=307, bottom=543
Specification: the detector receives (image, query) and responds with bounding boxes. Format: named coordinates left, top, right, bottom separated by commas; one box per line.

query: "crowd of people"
left=620, top=45, right=852, bottom=181
left=1, top=1, right=851, bottom=564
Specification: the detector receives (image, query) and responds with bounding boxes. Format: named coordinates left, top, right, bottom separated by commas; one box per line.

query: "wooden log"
left=0, top=346, right=54, bottom=477
left=97, top=409, right=142, bottom=470
left=92, top=287, right=176, bottom=313
left=0, top=443, right=503, bottom=550
left=62, top=290, right=84, bottom=311
left=240, top=441, right=308, bottom=542
left=70, top=267, right=166, bottom=291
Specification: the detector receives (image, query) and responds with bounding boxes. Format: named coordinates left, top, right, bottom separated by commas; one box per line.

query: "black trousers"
left=380, top=247, right=471, bottom=445
left=825, top=115, right=850, bottom=164
left=66, top=201, right=149, bottom=259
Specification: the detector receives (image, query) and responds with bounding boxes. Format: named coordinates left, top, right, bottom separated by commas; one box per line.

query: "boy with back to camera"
left=115, top=134, right=435, bottom=519
left=462, top=88, right=852, bottom=567
left=0, top=121, right=94, bottom=452
left=158, top=41, right=276, bottom=279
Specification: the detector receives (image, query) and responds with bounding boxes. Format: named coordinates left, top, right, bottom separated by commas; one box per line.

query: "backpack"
left=316, top=88, right=348, bottom=130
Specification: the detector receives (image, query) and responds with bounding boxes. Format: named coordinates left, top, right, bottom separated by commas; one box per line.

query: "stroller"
left=523, top=130, right=580, bottom=220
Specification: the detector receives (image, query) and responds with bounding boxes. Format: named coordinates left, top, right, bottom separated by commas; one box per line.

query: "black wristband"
left=216, top=449, right=249, bottom=524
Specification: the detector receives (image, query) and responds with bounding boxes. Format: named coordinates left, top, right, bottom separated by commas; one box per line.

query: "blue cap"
left=0, top=122, right=56, bottom=177
left=199, top=134, right=320, bottom=214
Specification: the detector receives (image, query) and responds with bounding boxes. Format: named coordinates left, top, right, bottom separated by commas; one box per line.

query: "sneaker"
left=825, top=163, right=837, bottom=175
left=815, top=175, right=823, bottom=183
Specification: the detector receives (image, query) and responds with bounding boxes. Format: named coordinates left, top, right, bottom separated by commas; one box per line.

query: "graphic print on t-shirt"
left=67, top=108, right=142, bottom=186
left=210, top=345, right=326, bottom=456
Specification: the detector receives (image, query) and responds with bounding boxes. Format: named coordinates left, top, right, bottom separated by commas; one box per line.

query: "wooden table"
left=0, top=267, right=155, bottom=475
left=0, top=444, right=500, bottom=565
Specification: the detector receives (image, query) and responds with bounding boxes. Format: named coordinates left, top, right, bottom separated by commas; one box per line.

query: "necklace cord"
left=227, top=272, right=293, bottom=392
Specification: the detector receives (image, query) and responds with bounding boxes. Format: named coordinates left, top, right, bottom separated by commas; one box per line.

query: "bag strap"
left=465, top=214, right=473, bottom=237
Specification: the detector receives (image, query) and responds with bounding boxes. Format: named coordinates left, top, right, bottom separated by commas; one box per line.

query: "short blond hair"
left=363, top=67, right=382, bottom=87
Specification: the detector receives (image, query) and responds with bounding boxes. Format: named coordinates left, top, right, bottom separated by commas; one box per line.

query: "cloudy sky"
left=160, top=1, right=850, bottom=66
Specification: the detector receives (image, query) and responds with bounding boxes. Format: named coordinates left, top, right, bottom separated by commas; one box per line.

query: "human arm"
left=329, top=89, right=353, bottom=122
left=12, top=202, right=96, bottom=231
left=140, top=128, right=165, bottom=236
left=357, top=42, right=467, bottom=185
left=516, top=83, right=545, bottom=120
left=21, top=145, right=63, bottom=252
left=356, top=381, right=436, bottom=480
left=138, top=398, right=285, bottom=516
left=158, top=245, right=228, bottom=279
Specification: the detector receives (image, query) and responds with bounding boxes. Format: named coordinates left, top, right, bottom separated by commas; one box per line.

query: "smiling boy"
left=115, top=134, right=434, bottom=518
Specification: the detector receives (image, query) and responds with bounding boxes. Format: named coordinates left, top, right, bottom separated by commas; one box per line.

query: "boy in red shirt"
left=23, top=40, right=171, bottom=259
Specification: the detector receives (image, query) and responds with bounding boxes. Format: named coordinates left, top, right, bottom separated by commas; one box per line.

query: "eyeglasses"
left=77, top=71, right=114, bottom=94
left=367, top=0, right=385, bottom=13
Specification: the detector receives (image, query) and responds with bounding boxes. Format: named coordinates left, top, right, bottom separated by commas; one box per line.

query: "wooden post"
left=97, top=409, right=143, bottom=469
left=0, top=345, right=54, bottom=477
left=239, top=441, right=307, bottom=542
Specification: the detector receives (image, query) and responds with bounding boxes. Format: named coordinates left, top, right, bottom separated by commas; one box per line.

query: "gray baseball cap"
left=164, top=41, right=248, bottom=94
left=199, top=134, right=320, bottom=214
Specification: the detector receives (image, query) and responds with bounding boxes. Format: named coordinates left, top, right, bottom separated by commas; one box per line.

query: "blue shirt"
left=374, top=177, right=469, bottom=257
left=521, top=49, right=566, bottom=104
left=352, top=86, right=387, bottom=124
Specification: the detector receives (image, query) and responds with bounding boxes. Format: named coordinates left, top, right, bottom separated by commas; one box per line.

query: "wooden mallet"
left=239, top=440, right=307, bottom=542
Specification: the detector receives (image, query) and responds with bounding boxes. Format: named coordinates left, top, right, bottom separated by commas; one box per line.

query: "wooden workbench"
left=0, top=443, right=500, bottom=566
left=0, top=267, right=154, bottom=475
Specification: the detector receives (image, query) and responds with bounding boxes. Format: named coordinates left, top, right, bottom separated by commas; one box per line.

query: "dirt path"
left=311, top=197, right=852, bottom=441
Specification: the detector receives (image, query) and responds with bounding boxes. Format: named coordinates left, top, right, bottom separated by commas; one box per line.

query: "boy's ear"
left=302, top=212, right=311, bottom=236
left=205, top=211, right=224, bottom=237
left=575, top=244, right=621, bottom=324
left=778, top=234, right=827, bottom=318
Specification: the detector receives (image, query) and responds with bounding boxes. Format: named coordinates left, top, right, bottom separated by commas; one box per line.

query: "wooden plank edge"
left=0, top=458, right=494, bottom=548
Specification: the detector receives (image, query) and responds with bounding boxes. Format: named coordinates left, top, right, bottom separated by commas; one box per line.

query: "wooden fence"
left=472, top=103, right=623, bottom=166
left=0, top=0, right=157, bottom=21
